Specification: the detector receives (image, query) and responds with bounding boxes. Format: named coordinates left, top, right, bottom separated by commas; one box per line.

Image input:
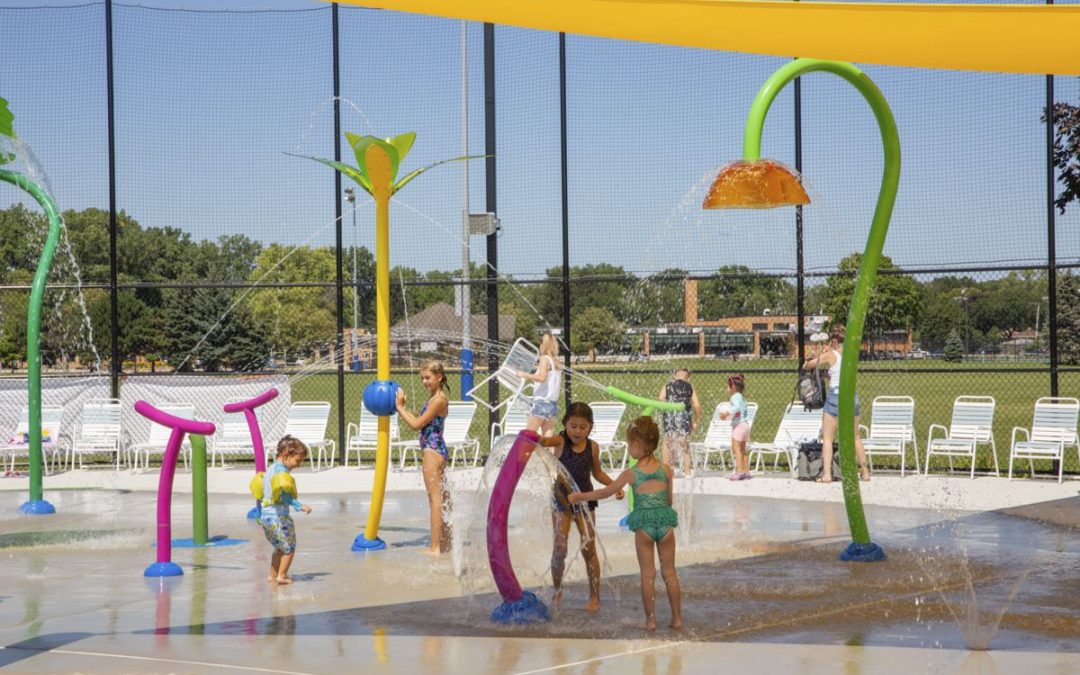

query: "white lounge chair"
left=925, top=396, right=997, bottom=479
left=345, top=409, right=401, bottom=468
left=748, top=402, right=822, bottom=475
left=465, top=338, right=540, bottom=412
left=860, top=396, right=919, bottom=477
left=489, top=397, right=532, bottom=450
left=283, top=401, right=336, bottom=470
left=128, top=403, right=195, bottom=471
left=70, top=398, right=124, bottom=470
left=691, top=401, right=758, bottom=472
left=1009, top=397, right=1079, bottom=483
left=591, top=402, right=628, bottom=470
left=212, top=413, right=264, bottom=468
left=1, top=406, right=68, bottom=474
left=446, top=401, right=481, bottom=468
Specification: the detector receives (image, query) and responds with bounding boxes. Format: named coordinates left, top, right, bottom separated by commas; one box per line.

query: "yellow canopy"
left=326, top=0, right=1080, bottom=76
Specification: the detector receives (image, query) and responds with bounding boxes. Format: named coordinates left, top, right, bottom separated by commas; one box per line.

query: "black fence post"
left=484, top=23, right=499, bottom=425
left=794, top=71, right=805, bottom=368
left=559, top=32, right=572, bottom=405
left=106, top=0, right=120, bottom=398
left=1046, top=56, right=1058, bottom=400
left=333, top=3, right=346, bottom=451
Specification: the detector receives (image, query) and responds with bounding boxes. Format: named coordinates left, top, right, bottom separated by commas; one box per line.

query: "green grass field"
left=291, top=361, right=1080, bottom=476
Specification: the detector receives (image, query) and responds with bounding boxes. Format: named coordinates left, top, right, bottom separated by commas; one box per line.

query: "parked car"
left=905, top=349, right=929, bottom=359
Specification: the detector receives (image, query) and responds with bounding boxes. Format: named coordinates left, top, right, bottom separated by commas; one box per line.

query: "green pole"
left=190, top=434, right=208, bottom=546
left=1, top=169, right=62, bottom=515
left=741, top=59, right=899, bottom=551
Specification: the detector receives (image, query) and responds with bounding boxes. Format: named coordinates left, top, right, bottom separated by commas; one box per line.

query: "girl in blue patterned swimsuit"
left=396, top=359, right=452, bottom=555
left=571, top=417, right=682, bottom=631
left=255, top=436, right=312, bottom=585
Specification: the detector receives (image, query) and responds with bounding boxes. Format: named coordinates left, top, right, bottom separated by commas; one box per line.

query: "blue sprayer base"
left=491, top=590, right=550, bottom=624
left=351, top=534, right=386, bottom=552
left=18, top=499, right=55, bottom=515
left=246, top=505, right=261, bottom=520
left=618, top=514, right=630, bottom=530
left=840, top=541, right=887, bottom=562
left=144, top=561, right=184, bottom=577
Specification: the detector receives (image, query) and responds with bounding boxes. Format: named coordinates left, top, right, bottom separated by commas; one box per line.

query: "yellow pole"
left=364, top=193, right=391, bottom=540
left=363, top=145, right=395, bottom=543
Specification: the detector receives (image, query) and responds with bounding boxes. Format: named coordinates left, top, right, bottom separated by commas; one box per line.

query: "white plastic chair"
left=465, top=338, right=540, bottom=412
left=446, top=401, right=481, bottom=468
left=860, top=396, right=918, bottom=477
left=345, top=408, right=401, bottom=468
left=283, top=401, right=336, bottom=470
left=691, top=402, right=758, bottom=472
left=128, top=403, right=195, bottom=471
left=489, top=397, right=532, bottom=450
left=748, top=402, right=822, bottom=475
left=1009, top=397, right=1079, bottom=483
left=70, top=398, right=123, bottom=470
left=591, top=402, right=628, bottom=470
left=925, top=396, right=997, bottom=479
left=212, top=414, right=259, bottom=468
left=1, top=406, right=68, bottom=474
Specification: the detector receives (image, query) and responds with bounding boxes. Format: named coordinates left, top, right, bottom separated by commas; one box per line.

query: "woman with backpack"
left=802, top=325, right=870, bottom=483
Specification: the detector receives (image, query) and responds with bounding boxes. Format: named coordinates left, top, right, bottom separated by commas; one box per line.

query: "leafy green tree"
left=1045, top=99, right=1080, bottom=214
left=822, top=254, right=921, bottom=352
left=943, top=330, right=965, bottom=362
left=248, top=245, right=337, bottom=361
left=698, top=265, right=796, bottom=319
left=1056, top=272, right=1080, bottom=366
left=571, top=307, right=623, bottom=360
left=969, top=272, right=1042, bottom=340
left=162, top=282, right=267, bottom=372
left=534, top=263, right=632, bottom=327
left=499, top=301, right=538, bottom=343
left=621, top=268, right=688, bottom=326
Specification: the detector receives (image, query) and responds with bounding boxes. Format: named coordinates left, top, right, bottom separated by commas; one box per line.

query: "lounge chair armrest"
left=927, top=423, right=948, bottom=440
left=1010, top=426, right=1029, bottom=446
left=345, top=422, right=358, bottom=443
left=859, top=424, right=869, bottom=438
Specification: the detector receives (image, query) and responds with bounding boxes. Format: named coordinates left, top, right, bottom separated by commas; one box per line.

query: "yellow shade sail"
left=325, top=0, right=1080, bottom=76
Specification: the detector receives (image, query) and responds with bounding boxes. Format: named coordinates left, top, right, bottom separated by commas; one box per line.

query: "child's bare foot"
left=670, top=618, right=684, bottom=630
left=275, top=576, right=293, bottom=585
left=584, top=597, right=600, bottom=612
left=644, top=615, right=657, bottom=631
left=420, top=547, right=441, bottom=557
left=267, top=575, right=277, bottom=583
left=552, top=589, right=563, bottom=605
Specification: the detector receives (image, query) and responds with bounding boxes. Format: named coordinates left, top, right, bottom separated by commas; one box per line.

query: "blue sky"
left=1, top=0, right=1078, bottom=282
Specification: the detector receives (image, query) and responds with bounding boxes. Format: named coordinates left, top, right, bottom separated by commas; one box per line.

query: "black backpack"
left=795, top=367, right=826, bottom=411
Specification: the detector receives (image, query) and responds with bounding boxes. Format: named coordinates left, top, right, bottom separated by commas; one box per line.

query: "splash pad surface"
left=0, top=483, right=1076, bottom=673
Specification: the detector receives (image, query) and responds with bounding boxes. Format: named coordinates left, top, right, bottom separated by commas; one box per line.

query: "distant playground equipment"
left=0, top=97, right=58, bottom=515
left=298, top=131, right=483, bottom=551
left=136, top=401, right=244, bottom=578
left=705, top=58, right=896, bottom=562
left=221, top=388, right=280, bottom=519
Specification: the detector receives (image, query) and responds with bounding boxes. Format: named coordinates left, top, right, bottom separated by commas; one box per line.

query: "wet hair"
left=421, top=359, right=450, bottom=393
left=830, top=324, right=846, bottom=344
left=562, top=401, right=594, bottom=428
left=727, top=373, right=746, bottom=392
left=673, top=367, right=691, bottom=378
left=276, top=435, right=309, bottom=461
left=626, top=416, right=660, bottom=455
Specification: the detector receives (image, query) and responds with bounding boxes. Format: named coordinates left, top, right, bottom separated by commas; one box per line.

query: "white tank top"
left=532, top=355, right=561, bottom=402
left=827, top=349, right=842, bottom=393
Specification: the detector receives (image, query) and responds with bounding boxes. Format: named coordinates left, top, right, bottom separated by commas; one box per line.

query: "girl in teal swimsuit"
left=570, top=416, right=683, bottom=631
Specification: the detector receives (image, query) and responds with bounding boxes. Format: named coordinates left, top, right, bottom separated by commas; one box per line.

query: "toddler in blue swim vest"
left=250, top=435, right=313, bottom=584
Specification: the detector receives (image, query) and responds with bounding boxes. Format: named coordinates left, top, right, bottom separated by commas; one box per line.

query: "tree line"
left=0, top=204, right=1076, bottom=370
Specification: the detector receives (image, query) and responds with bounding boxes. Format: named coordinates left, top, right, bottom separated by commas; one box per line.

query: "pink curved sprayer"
left=487, top=429, right=549, bottom=623
left=223, top=388, right=279, bottom=518
left=135, top=400, right=216, bottom=577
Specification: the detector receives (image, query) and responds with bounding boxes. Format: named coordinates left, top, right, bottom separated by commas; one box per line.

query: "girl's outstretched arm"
left=516, top=356, right=550, bottom=383
left=396, top=391, right=447, bottom=431
left=589, top=441, right=624, bottom=499
left=570, top=468, right=632, bottom=504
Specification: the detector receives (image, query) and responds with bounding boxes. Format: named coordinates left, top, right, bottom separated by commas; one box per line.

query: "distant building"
left=388, top=302, right=517, bottom=363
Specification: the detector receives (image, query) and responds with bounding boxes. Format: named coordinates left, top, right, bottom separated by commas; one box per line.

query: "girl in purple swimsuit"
left=397, top=359, right=452, bottom=555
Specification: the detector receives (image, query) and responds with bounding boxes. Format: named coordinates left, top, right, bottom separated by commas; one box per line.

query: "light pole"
left=345, top=187, right=358, bottom=371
